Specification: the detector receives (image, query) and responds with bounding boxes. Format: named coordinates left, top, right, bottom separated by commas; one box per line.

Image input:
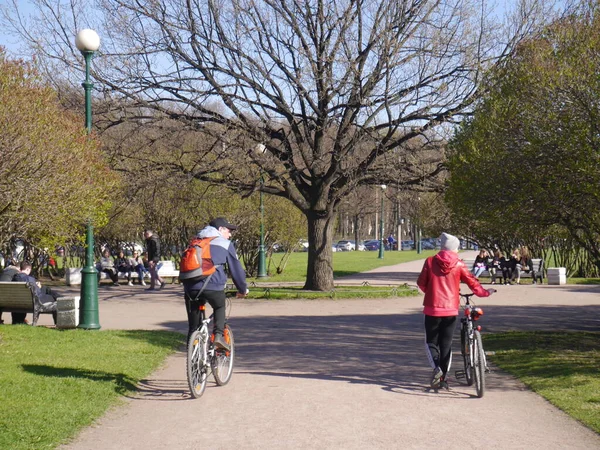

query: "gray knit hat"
left=440, top=233, right=460, bottom=251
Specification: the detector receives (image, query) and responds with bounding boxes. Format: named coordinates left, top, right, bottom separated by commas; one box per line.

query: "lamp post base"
left=79, top=267, right=100, bottom=329
left=257, top=244, right=268, bottom=278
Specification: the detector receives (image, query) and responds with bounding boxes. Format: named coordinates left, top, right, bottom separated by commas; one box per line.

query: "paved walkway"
left=41, top=251, right=600, bottom=449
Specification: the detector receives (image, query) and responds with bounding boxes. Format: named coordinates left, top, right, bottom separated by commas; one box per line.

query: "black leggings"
left=424, top=315, right=458, bottom=376
left=184, top=289, right=226, bottom=340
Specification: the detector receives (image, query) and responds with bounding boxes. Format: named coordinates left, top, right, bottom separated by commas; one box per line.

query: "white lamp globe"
left=75, top=29, right=100, bottom=52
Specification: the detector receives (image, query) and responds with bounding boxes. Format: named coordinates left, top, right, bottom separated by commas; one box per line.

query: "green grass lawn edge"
left=0, top=327, right=184, bottom=450
left=485, top=331, right=600, bottom=435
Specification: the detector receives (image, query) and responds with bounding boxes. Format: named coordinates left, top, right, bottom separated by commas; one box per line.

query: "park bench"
left=461, top=258, right=544, bottom=284
left=67, top=260, right=180, bottom=285
left=0, top=281, right=57, bottom=325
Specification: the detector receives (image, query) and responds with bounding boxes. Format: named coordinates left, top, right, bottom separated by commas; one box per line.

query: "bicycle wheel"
left=187, top=329, right=209, bottom=398
left=212, top=324, right=235, bottom=386
left=473, top=330, right=486, bottom=398
left=461, top=326, right=474, bottom=386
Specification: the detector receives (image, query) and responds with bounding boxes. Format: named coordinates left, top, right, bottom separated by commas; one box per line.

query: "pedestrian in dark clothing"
left=144, top=230, right=165, bottom=290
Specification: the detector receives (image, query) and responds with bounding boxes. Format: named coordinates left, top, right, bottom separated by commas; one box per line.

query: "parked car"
left=400, top=240, right=415, bottom=250
left=363, top=239, right=380, bottom=251
left=420, top=239, right=435, bottom=250
left=335, top=240, right=355, bottom=251
left=295, top=239, right=309, bottom=252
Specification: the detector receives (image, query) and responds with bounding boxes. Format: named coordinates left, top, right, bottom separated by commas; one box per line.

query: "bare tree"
left=2, top=0, right=549, bottom=289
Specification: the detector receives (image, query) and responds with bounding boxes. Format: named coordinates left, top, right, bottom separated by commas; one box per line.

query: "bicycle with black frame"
left=186, top=293, right=236, bottom=399
left=455, top=290, right=495, bottom=398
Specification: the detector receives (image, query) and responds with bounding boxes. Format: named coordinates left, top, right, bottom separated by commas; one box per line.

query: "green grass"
left=0, top=326, right=184, bottom=450
left=261, top=249, right=438, bottom=283
left=485, top=331, right=600, bottom=434
left=245, top=285, right=418, bottom=299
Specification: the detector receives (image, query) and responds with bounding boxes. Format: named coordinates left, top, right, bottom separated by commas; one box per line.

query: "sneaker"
left=430, top=366, right=443, bottom=388
left=159, top=282, right=166, bottom=290
left=128, top=281, right=133, bottom=286
left=141, top=280, right=147, bottom=286
left=146, top=287, right=156, bottom=291
left=213, top=334, right=230, bottom=351
left=491, top=281, right=495, bottom=285
left=439, top=378, right=449, bottom=390
left=113, top=282, right=119, bottom=286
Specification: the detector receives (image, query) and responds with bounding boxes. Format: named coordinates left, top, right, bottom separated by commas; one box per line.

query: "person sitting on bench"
left=12, top=261, right=58, bottom=324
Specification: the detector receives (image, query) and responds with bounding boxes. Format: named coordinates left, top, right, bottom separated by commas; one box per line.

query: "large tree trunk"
left=304, top=212, right=336, bottom=291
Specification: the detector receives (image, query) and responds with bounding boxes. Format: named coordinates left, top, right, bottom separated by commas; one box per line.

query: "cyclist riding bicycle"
left=417, top=232, right=495, bottom=390
left=183, top=217, right=248, bottom=351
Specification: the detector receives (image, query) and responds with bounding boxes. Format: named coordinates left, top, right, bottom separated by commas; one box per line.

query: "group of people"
left=471, top=246, right=538, bottom=285
left=96, top=230, right=166, bottom=290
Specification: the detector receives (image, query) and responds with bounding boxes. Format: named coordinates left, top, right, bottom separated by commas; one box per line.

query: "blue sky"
left=1, top=1, right=566, bottom=57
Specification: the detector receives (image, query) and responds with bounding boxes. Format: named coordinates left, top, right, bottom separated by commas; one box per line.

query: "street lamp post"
left=416, top=196, right=422, bottom=254
left=256, top=144, right=268, bottom=278
left=76, top=29, right=101, bottom=329
left=378, top=185, right=387, bottom=259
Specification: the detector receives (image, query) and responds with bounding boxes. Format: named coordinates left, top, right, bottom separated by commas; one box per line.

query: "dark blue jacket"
left=182, top=226, right=247, bottom=295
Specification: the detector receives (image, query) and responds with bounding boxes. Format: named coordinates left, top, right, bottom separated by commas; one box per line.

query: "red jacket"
left=417, top=250, right=490, bottom=317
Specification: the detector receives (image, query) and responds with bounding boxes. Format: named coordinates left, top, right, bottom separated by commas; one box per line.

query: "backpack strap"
left=190, top=271, right=215, bottom=303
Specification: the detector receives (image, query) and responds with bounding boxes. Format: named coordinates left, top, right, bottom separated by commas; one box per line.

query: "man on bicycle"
left=417, top=232, right=495, bottom=390
left=183, top=217, right=248, bottom=351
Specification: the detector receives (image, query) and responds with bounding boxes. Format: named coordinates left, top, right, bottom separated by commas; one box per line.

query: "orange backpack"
left=179, top=237, right=217, bottom=282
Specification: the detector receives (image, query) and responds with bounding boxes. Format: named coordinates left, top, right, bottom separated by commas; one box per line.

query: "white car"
left=336, top=240, right=364, bottom=251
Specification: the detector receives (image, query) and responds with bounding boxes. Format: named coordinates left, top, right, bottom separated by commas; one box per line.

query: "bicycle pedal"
left=455, top=370, right=465, bottom=379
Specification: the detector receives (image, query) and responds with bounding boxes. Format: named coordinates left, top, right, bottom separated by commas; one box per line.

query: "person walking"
left=182, top=217, right=248, bottom=350
left=144, top=229, right=165, bottom=290
left=417, top=232, right=495, bottom=390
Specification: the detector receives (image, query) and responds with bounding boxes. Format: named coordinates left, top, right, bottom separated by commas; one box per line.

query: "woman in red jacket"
left=417, top=233, right=496, bottom=390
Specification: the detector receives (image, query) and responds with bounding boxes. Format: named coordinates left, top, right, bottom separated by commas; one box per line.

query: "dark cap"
left=209, top=217, right=238, bottom=231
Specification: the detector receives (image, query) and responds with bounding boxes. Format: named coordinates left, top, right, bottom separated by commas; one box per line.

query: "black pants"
left=184, top=289, right=226, bottom=340
left=424, top=315, right=458, bottom=376
left=98, top=269, right=118, bottom=283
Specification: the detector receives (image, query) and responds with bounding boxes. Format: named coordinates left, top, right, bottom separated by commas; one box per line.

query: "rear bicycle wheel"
left=461, top=326, right=474, bottom=386
left=473, top=330, right=486, bottom=398
left=187, top=329, right=209, bottom=398
left=212, top=324, right=235, bottom=386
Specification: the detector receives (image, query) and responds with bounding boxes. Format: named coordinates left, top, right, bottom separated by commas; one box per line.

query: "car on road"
left=335, top=240, right=365, bottom=251
left=335, top=240, right=355, bottom=251
left=400, top=240, right=415, bottom=250
left=420, top=239, right=436, bottom=250
left=363, top=239, right=381, bottom=251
